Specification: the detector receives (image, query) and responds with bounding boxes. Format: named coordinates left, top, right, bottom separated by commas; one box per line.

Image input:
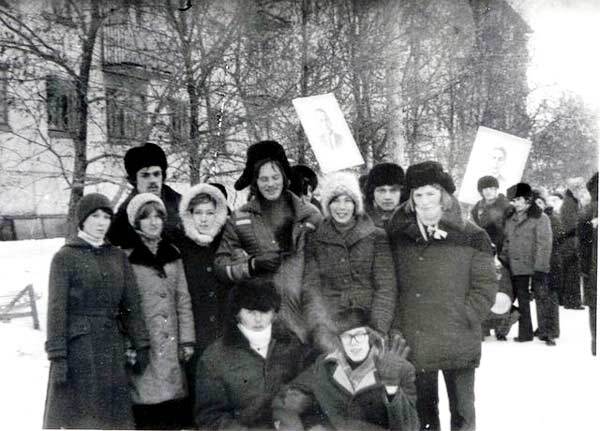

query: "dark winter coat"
left=272, top=350, right=419, bottom=431
left=470, top=194, right=511, bottom=252
left=559, top=189, right=581, bottom=258
left=44, top=238, right=150, bottom=429
left=215, top=191, right=322, bottom=342
left=366, top=207, right=395, bottom=229
left=387, top=203, right=497, bottom=372
left=303, top=216, right=397, bottom=336
left=545, top=207, right=566, bottom=290
left=107, top=184, right=182, bottom=249
left=500, top=204, right=553, bottom=275
left=578, top=202, right=597, bottom=306
left=194, top=321, right=306, bottom=430
left=124, top=240, right=195, bottom=405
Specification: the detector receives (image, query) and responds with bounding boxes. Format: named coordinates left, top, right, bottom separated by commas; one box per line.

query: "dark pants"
left=415, top=368, right=476, bottom=431
left=132, top=398, right=188, bottom=430
left=512, top=275, right=533, bottom=340
left=560, top=253, right=582, bottom=308
left=590, top=302, right=597, bottom=356
left=534, top=275, right=560, bottom=339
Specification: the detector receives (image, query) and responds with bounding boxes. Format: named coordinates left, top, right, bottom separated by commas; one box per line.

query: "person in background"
left=107, top=142, right=182, bottom=249
left=500, top=183, right=552, bottom=343
left=273, top=307, right=419, bottom=431
left=43, top=193, right=150, bottom=429
left=470, top=175, right=511, bottom=253
left=289, top=164, right=322, bottom=212
left=387, top=161, right=497, bottom=431
left=124, top=193, right=195, bottom=429
left=365, top=162, right=405, bottom=228
left=194, top=281, right=306, bottom=430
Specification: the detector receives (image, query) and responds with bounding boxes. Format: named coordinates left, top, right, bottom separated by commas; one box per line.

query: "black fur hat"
left=334, top=307, right=370, bottom=334
left=405, top=161, right=455, bottom=194
left=365, top=163, right=405, bottom=205
left=477, top=175, right=500, bottom=193
left=234, top=140, right=292, bottom=190
left=227, top=280, right=281, bottom=316
left=290, top=165, right=318, bottom=196
left=124, top=143, right=168, bottom=184
left=507, top=182, right=532, bottom=200
left=76, top=193, right=113, bottom=229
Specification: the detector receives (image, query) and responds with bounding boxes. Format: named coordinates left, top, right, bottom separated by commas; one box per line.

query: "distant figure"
left=315, top=108, right=344, bottom=152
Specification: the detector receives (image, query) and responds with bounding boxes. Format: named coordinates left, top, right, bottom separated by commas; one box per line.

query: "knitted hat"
left=76, top=193, right=113, bottom=229
left=507, top=182, right=532, bottom=200
left=124, top=143, right=168, bottom=184
left=234, top=140, right=292, bottom=190
left=365, top=163, right=405, bottom=206
left=477, top=175, right=499, bottom=193
left=320, top=171, right=364, bottom=218
left=126, top=193, right=166, bottom=227
left=405, top=161, right=455, bottom=194
left=228, top=280, right=281, bottom=316
left=179, top=183, right=229, bottom=246
left=290, top=165, right=318, bottom=197
left=334, top=307, right=370, bottom=334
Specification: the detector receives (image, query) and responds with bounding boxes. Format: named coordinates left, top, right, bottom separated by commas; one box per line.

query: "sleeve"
left=45, top=250, right=70, bottom=360
left=370, top=231, right=398, bottom=334
left=534, top=214, right=553, bottom=273
left=174, top=259, right=195, bottom=346
left=470, top=205, right=480, bottom=226
left=119, top=254, right=150, bottom=350
left=385, top=364, right=420, bottom=431
left=106, top=205, right=137, bottom=248
left=214, top=218, right=252, bottom=282
left=467, top=244, right=498, bottom=323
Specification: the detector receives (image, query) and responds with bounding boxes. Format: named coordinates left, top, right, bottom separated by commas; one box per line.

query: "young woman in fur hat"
left=43, top=193, right=150, bottom=429
left=386, top=161, right=497, bottom=431
left=123, top=193, right=195, bottom=429
left=303, top=171, right=397, bottom=353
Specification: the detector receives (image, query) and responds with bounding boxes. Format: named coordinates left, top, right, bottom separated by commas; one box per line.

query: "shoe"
left=496, top=335, right=507, bottom=341
left=513, top=337, right=533, bottom=342
left=545, top=339, right=556, bottom=346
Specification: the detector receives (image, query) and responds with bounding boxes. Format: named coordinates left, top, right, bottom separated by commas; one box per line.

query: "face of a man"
left=481, top=187, right=499, bottom=202
left=373, top=185, right=401, bottom=211
left=237, top=308, right=275, bottom=331
left=256, top=162, right=284, bottom=201
left=136, top=166, right=163, bottom=196
left=340, top=326, right=370, bottom=363
left=511, top=196, right=529, bottom=213
left=489, top=148, right=506, bottom=176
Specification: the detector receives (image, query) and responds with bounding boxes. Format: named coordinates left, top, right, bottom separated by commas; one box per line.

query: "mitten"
left=133, top=348, right=150, bottom=374
left=375, top=332, right=414, bottom=387
left=251, top=252, right=283, bottom=274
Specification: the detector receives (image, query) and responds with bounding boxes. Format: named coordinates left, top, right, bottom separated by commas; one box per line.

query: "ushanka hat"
left=228, top=280, right=281, bottom=315
left=76, top=193, right=113, bottom=229
left=365, top=163, right=405, bottom=206
left=234, top=140, right=292, bottom=190
left=405, top=161, right=456, bottom=194
left=126, top=193, right=166, bottom=227
left=507, top=182, right=532, bottom=200
left=290, top=165, right=319, bottom=197
left=320, top=171, right=364, bottom=218
left=334, top=307, right=370, bottom=334
left=124, top=143, right=168, bottom=184
left=477, top=175, right=500, bottom=193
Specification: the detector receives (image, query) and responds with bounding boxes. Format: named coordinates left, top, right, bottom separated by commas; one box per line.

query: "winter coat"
left=303, top=215, right=397, bottom=337
left=366, top=207, right=395, bottom=229
left=43, top=238, right=150, bottom=429
left=559, top=189, right=581, bottom=258
left=124, top=239, right=195, bottom=405
left=470, top=194, right=511, bottom=252
left=215, top=191, right=322, bottom=342
left=194, top=321, right=306, bottom=430
left=500, top=204, right=553, bottom=276
left=272, top=351, right=420, bottom=431
left=107, top=184, right=182, bottom=249
left=387, top=202, right=497, bottom=372
left=578, top=202, right=597, bottom=306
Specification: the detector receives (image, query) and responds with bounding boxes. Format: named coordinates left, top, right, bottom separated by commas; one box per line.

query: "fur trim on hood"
left=179, top=183, right=228, bottom=246
left=320, top=171, right=364, bottom=218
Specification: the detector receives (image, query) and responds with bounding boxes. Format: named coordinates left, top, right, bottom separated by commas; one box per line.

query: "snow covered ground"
left=0, top=238, right=598, bottom=430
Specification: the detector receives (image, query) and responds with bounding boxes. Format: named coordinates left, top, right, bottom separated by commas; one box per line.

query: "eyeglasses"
left=340, top=331, right=369, bottom=345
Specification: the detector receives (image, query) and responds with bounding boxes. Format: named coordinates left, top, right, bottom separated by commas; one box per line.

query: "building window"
left=106, top=87, right=147, bottom=142
left=0, top=65, right=8, bottom=129
left=46, top=76, right=78, bottom=136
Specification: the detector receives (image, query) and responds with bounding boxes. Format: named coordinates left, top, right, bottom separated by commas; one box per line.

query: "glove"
left=132, top=348, right=150, bottom=374
left=251, top=252, right=283, bottom=274
left=179, top=345, right=195, bottom=362
left=51, top=358, right=68, bottom=385
left=375, top=331, right=415, bottom=387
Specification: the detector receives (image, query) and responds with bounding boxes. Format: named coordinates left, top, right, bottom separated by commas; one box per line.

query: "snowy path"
left=0, top=239, right=598, bottom=430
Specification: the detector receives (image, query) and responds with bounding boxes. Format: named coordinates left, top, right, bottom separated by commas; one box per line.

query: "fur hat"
left=290, top=165, right=318, bottom=197
left=179, top=183, right=229, bottom=246
left=126, top=193, right=166, bottom=227
left=507, top=182, right=532, bottom=200
left=586, top=172, right=598, bottom=201
left=477, top=175, right=499, bottom=193
left=124, top=143, right=168, bottom=184
left=208, top=182, right=228, bottom=200
left=334, top=307, right=370, bottom=334
left=365, top=163, right=405, bottom=206
left=320, top=171, right=364, bottom=218
left=228, top=280, right=281, bottom=316
left=76, top=193, right=113, bottom=229
left=405, top=161, right=455, bottom=194
left=234, top=140, right=292, bottom=190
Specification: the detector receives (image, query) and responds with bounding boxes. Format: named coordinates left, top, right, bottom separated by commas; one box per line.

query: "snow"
left=0, top=238, right=598, bottom=430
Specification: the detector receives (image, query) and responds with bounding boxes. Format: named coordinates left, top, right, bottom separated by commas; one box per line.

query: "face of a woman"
left=82, top=209, right=112, bottom=240
left=340, top=326, right=370, bottom=362
left=329, top=194, right=355, bottom=224
left=237, top=308, right=275, bottom=331
left=413, top=185, right=443, bottom=222
left=139, top=208, right=164, bottom=238
left=256, top=162, right=284, bottom=201
left=192, top=201, right=216, bottom=231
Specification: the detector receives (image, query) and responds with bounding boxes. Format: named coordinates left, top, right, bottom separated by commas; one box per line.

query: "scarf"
left=237, top=323, right=273, bottom=359
left=77, top=229, right=104, bottom=248
left=416, top=217, right=447, bottom=241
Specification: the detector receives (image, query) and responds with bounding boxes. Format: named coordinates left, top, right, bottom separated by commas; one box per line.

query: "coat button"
left=418, top=257, right=424, bottom=261
left=340, top=258, right=345, bottom=263
left=416, top=293, right=421, bottom=298
left=206, top=266, right=212, bottom=272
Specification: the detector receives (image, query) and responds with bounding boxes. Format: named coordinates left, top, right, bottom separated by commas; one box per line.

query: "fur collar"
left=179, top=183, right=228, bottom=247
left=126, top=239, right=181, bottom=273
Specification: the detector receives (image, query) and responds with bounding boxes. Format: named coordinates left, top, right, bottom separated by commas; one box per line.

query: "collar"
left=318, top=215, right=376, bottom=247
left=325, top=349, right=379, bottom=394
left=127, top=239, right=181, bottom=271
left=77, top=229, right=105, bottom=248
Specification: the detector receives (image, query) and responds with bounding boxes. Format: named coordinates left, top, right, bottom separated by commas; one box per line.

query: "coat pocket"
left=67, top=317, right=91, bottom=341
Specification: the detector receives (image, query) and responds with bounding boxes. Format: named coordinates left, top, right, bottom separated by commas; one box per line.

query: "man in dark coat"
left=579, top=173, right=597, bottom=355
left=107, top=142, right=182, bottom=248
left=364, top=162, right=405, bottom=228
left=470, top=175, right=511, bottom=253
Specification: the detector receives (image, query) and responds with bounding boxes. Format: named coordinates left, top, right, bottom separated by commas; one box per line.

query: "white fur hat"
left=126, top=193, right=166, bottom=227
left=179, top=183, right=229, bottom=246
left=320, top=171, right=364, bottom=218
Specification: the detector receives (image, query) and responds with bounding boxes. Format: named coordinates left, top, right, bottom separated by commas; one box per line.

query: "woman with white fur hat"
left=303, top=171, right=397, bottom=353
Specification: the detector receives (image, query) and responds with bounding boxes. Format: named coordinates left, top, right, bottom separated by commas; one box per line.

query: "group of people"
left=42, top=140, right=596, bottom=431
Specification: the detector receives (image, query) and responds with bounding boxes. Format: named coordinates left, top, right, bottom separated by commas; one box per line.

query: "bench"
left=0, top=284, right=41, bottom=330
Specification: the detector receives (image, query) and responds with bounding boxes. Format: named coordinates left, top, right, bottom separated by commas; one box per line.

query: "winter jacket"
left=194, top=321, right=306, bottom=430
left=215, top=191, right=322, bottom=342
left=43, top=238, right=150, bottom=429
left=366, top=206, right=395, bottom=229
left=107, top=184, right=182, bottom=249
left=559, top=189, right=581, bottom=258
left=124, top=239, right=195, bottom=405
left=303, top=215, right=397, bottom=339
left=579, top=202, right=597, bottom=306
left=272, top=350, right=419, bottom=431
left=387, top=202, right=497, bottom=372
left=470, top=194, right=511, bottom=252
left=500, top=204, right=553, bottom=275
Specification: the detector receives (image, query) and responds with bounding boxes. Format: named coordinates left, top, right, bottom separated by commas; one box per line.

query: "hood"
left=179, top=183, right=228, bottom=246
